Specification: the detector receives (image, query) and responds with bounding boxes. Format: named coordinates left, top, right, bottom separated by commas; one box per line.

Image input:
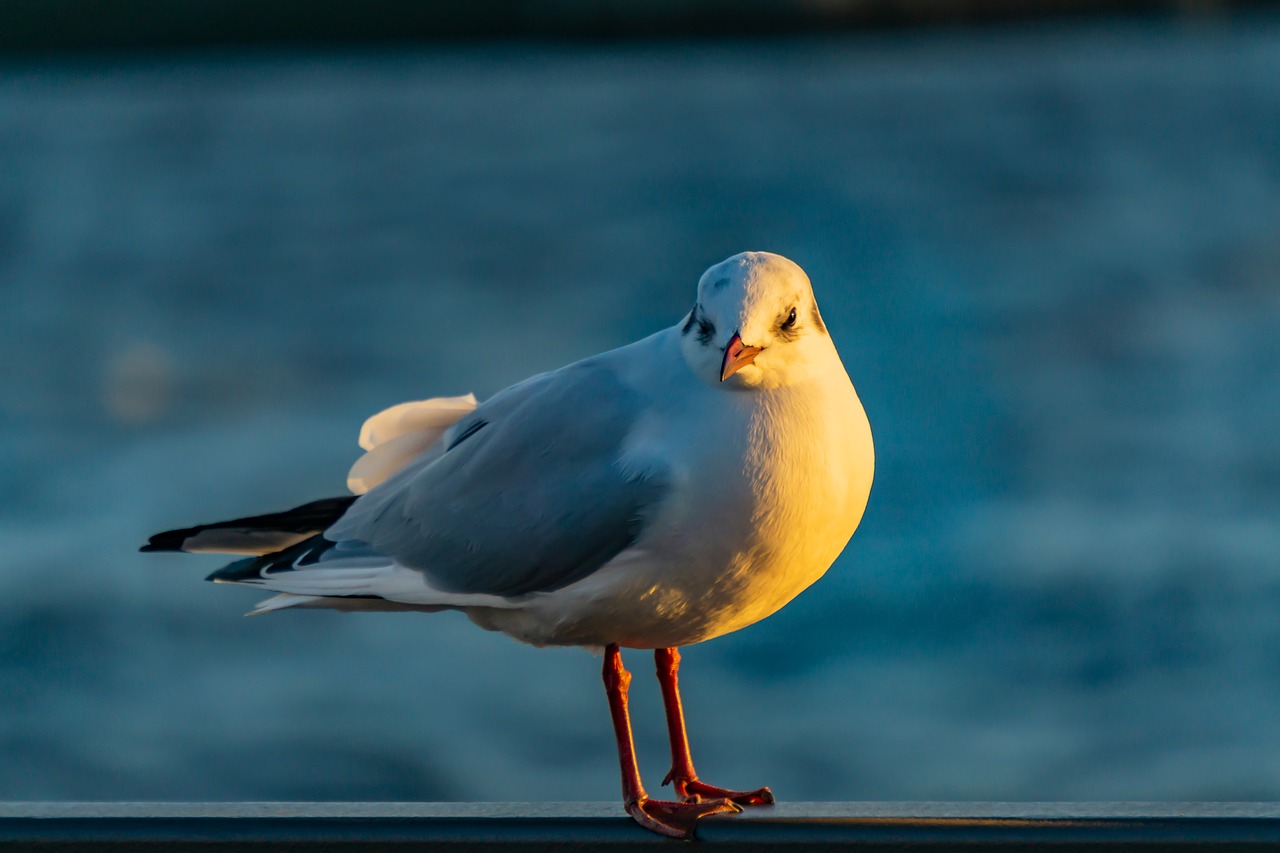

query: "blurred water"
left=2, top=18, right=1280, bottom=802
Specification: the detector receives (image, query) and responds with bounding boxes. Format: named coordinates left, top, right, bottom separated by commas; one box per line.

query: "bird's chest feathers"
left=650, top=387, right=861, bottom=610
left=737, top=391, right=855, bottom=568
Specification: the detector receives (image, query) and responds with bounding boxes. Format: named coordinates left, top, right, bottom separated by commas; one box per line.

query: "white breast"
left=476, top=351, right=874, bottom=650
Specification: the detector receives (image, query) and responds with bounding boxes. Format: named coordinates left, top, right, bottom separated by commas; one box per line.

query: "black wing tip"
left=138, top=496, right=358, bottom=557
left=204, top=535, right=335, bottom=584
left=140, top=529, right=192, bottom=553
left=206, top=556, right=258, bottom=583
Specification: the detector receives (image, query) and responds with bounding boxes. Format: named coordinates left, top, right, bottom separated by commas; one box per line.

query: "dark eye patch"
left=777, top=306, right=800, bottom=341
left=810, top=303, right=827, bottom=335
left=681, top=306, right=697, bottom=335
left=681, top=304, right=717, bottom=345
left=695, top=310, right=716, bottom=345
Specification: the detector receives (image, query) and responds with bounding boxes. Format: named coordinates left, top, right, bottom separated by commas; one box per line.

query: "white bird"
left=143, top=251, right=875, bottom=838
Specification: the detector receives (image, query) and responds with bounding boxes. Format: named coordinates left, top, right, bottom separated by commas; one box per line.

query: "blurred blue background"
left=3, top=7, right=1280, bottom=803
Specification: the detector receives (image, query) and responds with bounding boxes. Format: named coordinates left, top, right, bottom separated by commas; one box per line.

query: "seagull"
left=143, top=251, right=875, bottom=839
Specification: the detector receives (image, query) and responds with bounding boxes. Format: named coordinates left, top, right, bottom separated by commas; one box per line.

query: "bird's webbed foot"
left=663, top=771, right=776, bottom=807
left=625, top=795, right=742, bottom=839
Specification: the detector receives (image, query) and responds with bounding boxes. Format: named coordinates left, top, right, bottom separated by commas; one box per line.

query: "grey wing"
left=325, top=359, right=668, bottom=598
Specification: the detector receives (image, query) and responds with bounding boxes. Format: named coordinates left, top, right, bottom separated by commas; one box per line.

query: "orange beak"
left=720, top=332, right=764, bottom=382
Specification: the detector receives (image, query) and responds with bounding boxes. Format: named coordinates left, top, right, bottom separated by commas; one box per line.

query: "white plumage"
left=146, top=250, right=875, bottom=838
left=207, top=251, right=875, bottom=650
left=347, top=393, right=477, bottom=494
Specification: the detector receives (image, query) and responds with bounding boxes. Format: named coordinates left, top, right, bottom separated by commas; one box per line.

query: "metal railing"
left=5, top=802, right=1280, bottom=850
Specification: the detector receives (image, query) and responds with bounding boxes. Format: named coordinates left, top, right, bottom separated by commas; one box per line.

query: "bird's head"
left=678, top=251, right=831, bottom=390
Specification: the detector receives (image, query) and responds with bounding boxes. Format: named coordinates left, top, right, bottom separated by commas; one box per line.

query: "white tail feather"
left=357, top=393, right=476, bottom=450
left=347, top=431, right=441, bottom=495
left=231, top=558, right=520, bottom=612
left=247, top=593, right=323, bottom=615
left=348, top=393, right=477, bottom=494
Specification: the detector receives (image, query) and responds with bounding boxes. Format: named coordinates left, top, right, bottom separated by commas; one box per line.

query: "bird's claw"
left=625, top=795, right=741, bottom=839
left=663, top=773, right=776, bottom=807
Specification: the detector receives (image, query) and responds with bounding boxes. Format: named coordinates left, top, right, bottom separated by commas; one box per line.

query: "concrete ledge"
left=5, top=802, right=1280, bottom=850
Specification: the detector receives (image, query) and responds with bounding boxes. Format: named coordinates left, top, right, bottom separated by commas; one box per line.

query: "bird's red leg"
left=655, top=647, right=776, bottom=806
left=602, top=644, right=741, bottom=838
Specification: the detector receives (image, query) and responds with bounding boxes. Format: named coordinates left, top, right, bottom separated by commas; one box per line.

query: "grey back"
left=326, top=360, right=668, bottom=598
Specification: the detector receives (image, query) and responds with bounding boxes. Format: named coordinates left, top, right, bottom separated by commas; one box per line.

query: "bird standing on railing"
left=143, top=251, right=875, bottom=839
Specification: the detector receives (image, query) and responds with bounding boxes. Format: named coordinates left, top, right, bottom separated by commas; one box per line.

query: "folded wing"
left=217, top=358, right=669, bottom=608
left=327, top=359, right=669, bottom=599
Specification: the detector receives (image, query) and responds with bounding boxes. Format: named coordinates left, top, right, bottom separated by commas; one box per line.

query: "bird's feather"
left=140, top=496, right=356, bottom=555
left=348, top=393, right=476, bottom=493
left=325, top=358, right=669, bottom=599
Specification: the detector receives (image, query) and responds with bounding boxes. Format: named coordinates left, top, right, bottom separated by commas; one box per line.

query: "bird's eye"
left=781, top=307, right=797, bottom=330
